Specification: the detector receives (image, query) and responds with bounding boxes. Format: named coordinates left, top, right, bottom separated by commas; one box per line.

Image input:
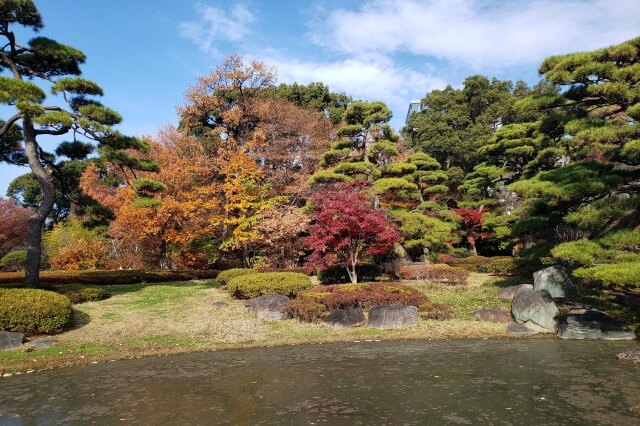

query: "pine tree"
left=0, top=1, right=155, bottom=286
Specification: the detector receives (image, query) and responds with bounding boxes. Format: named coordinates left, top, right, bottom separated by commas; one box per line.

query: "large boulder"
left=472, top=309, right=512, bottom=324
left=557, top=310, right=636, bottom=340
left=245, top=295, right=290, bottom=320
left=511, top=289, right=558, bottom=332
left=498, top=284, right=533, bottom=300
left=324, top=308, right=365, bottom=327
left=533, top=265, right=576, bottom=299
left=368, top=305, right=418, bottom=329
left=0, top=331, right=24, bottom=351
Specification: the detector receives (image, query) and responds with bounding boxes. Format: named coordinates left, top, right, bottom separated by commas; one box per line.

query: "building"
left=405, top=100, right=422, bottom=124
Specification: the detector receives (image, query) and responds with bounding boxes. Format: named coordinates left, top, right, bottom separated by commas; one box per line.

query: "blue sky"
left=1, top=0, right=638, bottom=195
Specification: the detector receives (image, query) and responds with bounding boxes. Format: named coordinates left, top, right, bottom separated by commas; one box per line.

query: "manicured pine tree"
left=0, top=1, right=156, bottom=286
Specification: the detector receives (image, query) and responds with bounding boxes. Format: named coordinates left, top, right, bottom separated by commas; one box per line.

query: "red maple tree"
left=452, top=207, right=493, bottom=256
left=0, top=197, right=30, bottom=257
left=306, top=184, right=401, bottom=283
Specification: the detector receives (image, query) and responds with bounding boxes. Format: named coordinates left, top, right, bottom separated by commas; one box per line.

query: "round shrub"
left=0, top=288, right=73, bottom=335
left=53, top=285, right=110, bottom=304
left=0, top=250, right=27, bottom=271
left=419, top=302, right=453, bottom=320
left=217, top=268, right=254, bottom=286
left=299, top=283, right=430, bottom=310
left=226, top=272, right=313, bottom=299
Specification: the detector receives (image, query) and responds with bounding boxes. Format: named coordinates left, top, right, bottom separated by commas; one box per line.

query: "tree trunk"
left=23, top=119, right=55, bottom=288
left=346, top=261, right=358, bottom=283
left=467, top=235, right=478, bottom=256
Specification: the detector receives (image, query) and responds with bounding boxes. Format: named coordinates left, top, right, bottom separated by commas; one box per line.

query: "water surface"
left=1, top=339, right=639, bottom=425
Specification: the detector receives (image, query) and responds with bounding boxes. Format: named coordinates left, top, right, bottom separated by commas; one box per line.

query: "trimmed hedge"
left=216, top=268, right=254, bottom=286
left=440, top=255, right=548, bottom=277
left=0, top=288, right=73, bottom=335
left=53, top=285, right=110, bottom=304
left=0, top=269, right=219, bottom=286
left=394, top=263, right=469, bottom=285
left=226, top=272, right=313, bottom=299
left=317, top=264, right=383, bottom=284
left=286, top=283, right=451, bottom=323
left=574, top=261, right=640, bottom=288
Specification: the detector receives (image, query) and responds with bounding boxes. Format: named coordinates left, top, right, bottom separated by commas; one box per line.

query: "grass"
left=0, top=274, right=519, bottom=374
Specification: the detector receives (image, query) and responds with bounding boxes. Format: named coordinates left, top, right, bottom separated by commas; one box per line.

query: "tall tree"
left=404, top=76, right=532, bottom=172
left=0, top=196, right=30, bottom=257
left=0, top=1, right=154, bottom=286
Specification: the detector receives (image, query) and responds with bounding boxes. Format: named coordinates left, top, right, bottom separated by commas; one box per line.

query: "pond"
left=1, top=339, right=639, bottom=425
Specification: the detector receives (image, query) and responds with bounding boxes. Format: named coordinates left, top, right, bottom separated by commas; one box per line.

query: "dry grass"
left=0, top=274, right=520, bottom=374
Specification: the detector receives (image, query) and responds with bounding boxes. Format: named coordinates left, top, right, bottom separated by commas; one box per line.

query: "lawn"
left=0, top=273, right=516, bottom=374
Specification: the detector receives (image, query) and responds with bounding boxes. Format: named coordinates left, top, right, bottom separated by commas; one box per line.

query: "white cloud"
left=179, top=2, right=256, bottom=53
left=259, top=53, right=447, bottom=128
left=317, top=0, right=640, bottom=68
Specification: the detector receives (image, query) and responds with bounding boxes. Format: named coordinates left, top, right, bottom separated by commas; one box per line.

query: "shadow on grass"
left=69, top=309, right=91, bottom=332
left=488, top=275, right=532, bottom=288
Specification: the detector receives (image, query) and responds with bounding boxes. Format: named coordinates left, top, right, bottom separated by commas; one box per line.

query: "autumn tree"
left=452, top=207, right=493, bottom=256
left=0, top=1, right=154, bottom=286
left=306, top=184, right=401, bottom=283
left=0, top=197, right=30, bottom=257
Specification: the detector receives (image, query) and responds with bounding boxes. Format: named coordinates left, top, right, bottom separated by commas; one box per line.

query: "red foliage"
left=306, top=185, right=401, bottom=283
left=301, top=283, right=429, bottom=310
left=0, top=197, right=30, bottom=256
left=452, top=207, right=493, bottom=255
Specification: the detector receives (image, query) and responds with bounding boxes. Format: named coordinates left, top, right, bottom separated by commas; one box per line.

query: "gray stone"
left=212, top=301, right=228, bottom=310
left=472, top=309, right=512, bottom=324
left=0, top=331, right=24, bottom=351
left=557, top=310, right=636, bottom=340
left=511, top=289, right=558, bottom=332
left=615, top=348, right=640, bottom=363
left=324, top=308, right=365, bottom=327
left=367, top=305, right=418, bottom=329
left=507, top=322, right=539, bottom=335
left=245, top=295, right=290, bottom=320
left=27, top=338, right=56, bottom=349
left=533, top=265, right=576, bottom=299
left=498, top=284, right=533, bottom=300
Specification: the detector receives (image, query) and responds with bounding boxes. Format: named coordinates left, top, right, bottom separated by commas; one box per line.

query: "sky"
left=1, top=0, right=638, bottom=196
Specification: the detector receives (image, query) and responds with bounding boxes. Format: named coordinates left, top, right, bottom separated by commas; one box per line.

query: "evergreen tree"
left=0, top=1, right=155, bottom=286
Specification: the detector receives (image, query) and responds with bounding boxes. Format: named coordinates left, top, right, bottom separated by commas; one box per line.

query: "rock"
left=615, top=348, right=640, bottom=363
left=324, top=308, right=365, bottom=327
left=511, top=289, right=558, bottom=332
left=27, top=338, right=56, bottom=349
left=367, top=305, right=418, bottom=329
left=533, top=265, right=576, bottom=299
left=245, top=295, right=290, bottom=320
left=472, top=309, right=512, bottom=324
left=212, top=301, right=228, bottom=310
left=557, top=310, right=636, bottom=340
left=498, top=284, right=533, bottom=300
left=507, top=322, right=539, bottom=335
left=0, top=331, right=24, bottom=351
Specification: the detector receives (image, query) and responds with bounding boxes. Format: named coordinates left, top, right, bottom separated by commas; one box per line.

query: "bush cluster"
left=253, top=267, right=308, bottom=274
left=0, top=250, right=27, bottom=271
left=439, top=255, right=546, bottom=277
left=53, top=285, right=110, bottom=304
left=419, top=301, right=453, bottom=320
left=317, top=263, right=383, bottom=284
left=226, top=272, right=313, bottom=299
left=394, top=263, right=469, bottom=285
left=0, top=288, right=73, bottom=335
left=284, top=299, right=327, bottom=322
left=574, top=262, right=640, bottom=288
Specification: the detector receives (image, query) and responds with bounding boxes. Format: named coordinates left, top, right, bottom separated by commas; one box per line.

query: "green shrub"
left=216, top=268, right=255, bottom=286
left=574, top=261, right=640, bottom=288
left=317, top=264, right=383, bottom=284
left=0, top=250, right=27, bottom=271
left=226, top=272, right=313, bottom=299
left=53, top=284, right=110, bottom=304
left=0, top=288, right=72, bottom=335
left=394, top=263, right=469, bottom=285
left=551, top=239, right=606, bottom=266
